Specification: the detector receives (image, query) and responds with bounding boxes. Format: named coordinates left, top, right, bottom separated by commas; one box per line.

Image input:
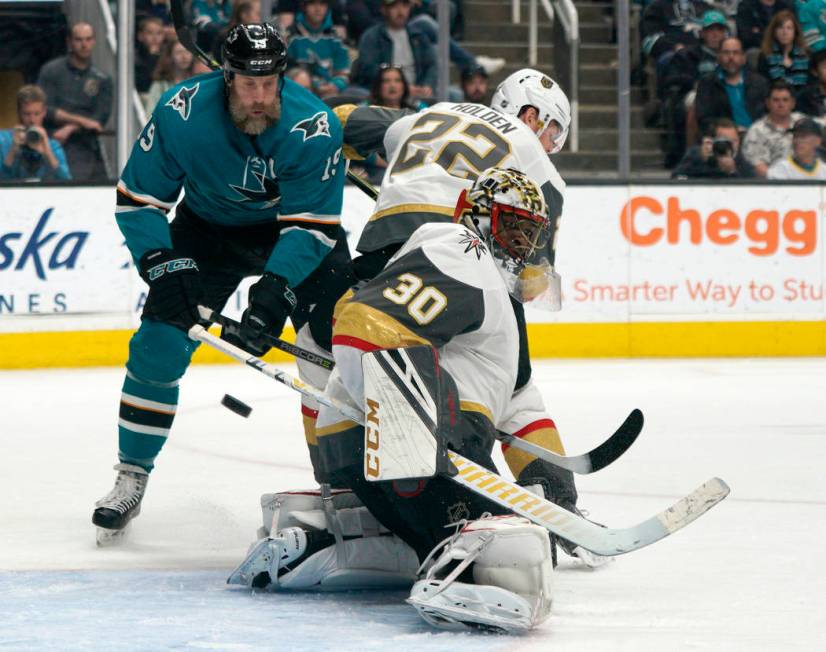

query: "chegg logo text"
left=620, top=196, right=816, bottom=256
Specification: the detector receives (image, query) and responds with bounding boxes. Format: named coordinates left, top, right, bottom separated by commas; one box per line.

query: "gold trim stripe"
left=334, top=301, right=431, bottom=350
left=458, top=400, right=493, bottom=422
left=369, top=203, right=455, bottom=222
left=503, top=427, right=565, bottom=477
left=315, top=419, right=359, bottom=437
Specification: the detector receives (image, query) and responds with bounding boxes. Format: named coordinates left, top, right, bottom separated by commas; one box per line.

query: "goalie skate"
left=92, top=463, right=148, bottom=546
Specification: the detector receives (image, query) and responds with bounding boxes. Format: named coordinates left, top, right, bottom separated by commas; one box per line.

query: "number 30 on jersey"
left=383, top=273, right=447, bottom=325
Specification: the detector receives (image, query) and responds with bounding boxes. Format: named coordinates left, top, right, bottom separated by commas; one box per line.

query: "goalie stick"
left=188, top=324, right=730, bottom=556
left=168, top=0, right=380, bottom=201
left=196, top=305, right=643, bottom=474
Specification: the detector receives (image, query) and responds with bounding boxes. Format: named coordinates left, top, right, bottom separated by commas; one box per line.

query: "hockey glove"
left=139, top=248, right=203, bottom=330
left=237, top=272, right=297, bottom=355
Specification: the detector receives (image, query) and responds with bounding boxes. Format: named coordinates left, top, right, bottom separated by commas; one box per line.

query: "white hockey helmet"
left=490, top=68, right=571, bottom=154
left=454, top=167, right=561, bottom=310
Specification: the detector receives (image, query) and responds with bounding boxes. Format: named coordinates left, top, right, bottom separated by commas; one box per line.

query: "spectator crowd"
left=1, top=0, right=502, bottom=184
left=1, top=0, right=824, bottom=182
left=640, top=0, right=826, bottom=179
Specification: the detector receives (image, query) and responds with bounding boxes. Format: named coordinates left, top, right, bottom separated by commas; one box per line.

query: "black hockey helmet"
left=222, top=23, right=287, bottom=78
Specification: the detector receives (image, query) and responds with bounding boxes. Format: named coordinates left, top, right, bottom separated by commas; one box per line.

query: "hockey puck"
left=221, top=394, right=252, bottom=418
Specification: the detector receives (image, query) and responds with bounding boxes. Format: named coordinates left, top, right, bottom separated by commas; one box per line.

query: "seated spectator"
left=0, top=85, right=71, bottom=181
left=286, top=0, right=350, bottom=99
left=461, top=65, right=489, bottom=103
left=695, top=37, right=769, bottom=133
left=735, top=0, right=793, bottom=52
left=742, top=79, right=805, bottom=175
left=353, top=0, right=437, bottom=100
left=286, top=66, right=314, bottom=91
left=767, top=116, right=826, bottom=177
left=795, top=0, right=826, bottom=53
left=277, top=0, right=347, bottom=40
left=143, top=38, right=197, bottom=112
left=368, top=63, right=423, bottom=109
left=137, top=0, right=176, bottom=36
left=37, top=22, right=113, bottom=182
left=796, top=49, right=826, bottom=117
left=672, top=117, right=756, bottom=177
left=135, top=16, right=165, bottom=95
left=660, top=9, right=729, bottom=166
left=641, top=0, right=711, bottom=62
left=757, top=10, right=810, bottom=93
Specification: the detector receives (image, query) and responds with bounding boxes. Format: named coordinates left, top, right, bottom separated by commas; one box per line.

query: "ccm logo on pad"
left=365, top=398, right=381, bottom=479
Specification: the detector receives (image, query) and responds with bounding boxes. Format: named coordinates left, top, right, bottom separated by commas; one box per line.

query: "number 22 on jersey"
left=391, top=113, right=512, bottom=181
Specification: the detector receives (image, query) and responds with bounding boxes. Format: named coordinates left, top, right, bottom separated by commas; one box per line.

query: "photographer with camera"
left=672, top=117, right=757, bottom=178
left=0, top=85, right=70, bottom=181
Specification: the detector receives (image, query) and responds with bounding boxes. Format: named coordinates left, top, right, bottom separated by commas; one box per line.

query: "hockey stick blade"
left=498, top=408, right=644, bottom=474
left=197, top=305, right=335, bottom=371
left=189, top=325, right=730, bottom=557
left=449, top=454, right=730, bottom=556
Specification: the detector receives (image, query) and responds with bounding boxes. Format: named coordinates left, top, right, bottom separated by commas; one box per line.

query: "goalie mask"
left=453, top=168, right=562, bottom=311
left=490, top=69, right=571, bottom=154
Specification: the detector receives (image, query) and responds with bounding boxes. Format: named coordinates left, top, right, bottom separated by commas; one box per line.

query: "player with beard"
left=92, top=23, right=351, bottom=545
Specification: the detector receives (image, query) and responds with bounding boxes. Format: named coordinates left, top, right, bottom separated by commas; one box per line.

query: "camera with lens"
left=712, top=138, right=733, bottom=158
left=24, top=126, right=42, bottom=146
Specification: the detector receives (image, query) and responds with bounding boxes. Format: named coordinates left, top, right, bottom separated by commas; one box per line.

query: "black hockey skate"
left=92, top=463, right=148, bottom=546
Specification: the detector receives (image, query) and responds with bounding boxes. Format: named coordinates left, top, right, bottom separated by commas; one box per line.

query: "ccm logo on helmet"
left=250, top=59, right=273, bottom=66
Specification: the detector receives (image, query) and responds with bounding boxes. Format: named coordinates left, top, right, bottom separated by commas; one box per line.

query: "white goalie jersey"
left=326, top=222, right=546, bottom=436
left=354, top=102, right=567, bottom=255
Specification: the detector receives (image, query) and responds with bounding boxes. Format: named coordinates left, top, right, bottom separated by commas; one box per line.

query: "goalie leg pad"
left=406, top=515, right=554, bottom=633
left=228, top=488, right=419, bottom=591
left=361, top=346, right=460, bottom=482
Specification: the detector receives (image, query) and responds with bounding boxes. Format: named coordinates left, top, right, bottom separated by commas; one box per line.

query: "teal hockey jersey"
left=116, top=71, right=346, bottom=288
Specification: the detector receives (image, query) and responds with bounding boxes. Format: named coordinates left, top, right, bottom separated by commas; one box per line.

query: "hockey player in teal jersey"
left=93, top=23, right=351, bottom=543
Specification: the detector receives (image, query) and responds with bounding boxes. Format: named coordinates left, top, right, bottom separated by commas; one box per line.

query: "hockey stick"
left=197, top=305, right=335, bottom=371
left=188, top=324, right=730, bottom=556
left=195, top=306, right=642, bottom=474
left=168, top=0, right=379, bottom=200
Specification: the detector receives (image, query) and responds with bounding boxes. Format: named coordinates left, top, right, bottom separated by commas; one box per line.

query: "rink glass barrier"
left=1, top=182, right=825, bottom=368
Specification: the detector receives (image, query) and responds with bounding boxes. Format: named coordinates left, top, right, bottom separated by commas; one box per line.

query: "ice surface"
left=1, top=359, right=825, bottom=651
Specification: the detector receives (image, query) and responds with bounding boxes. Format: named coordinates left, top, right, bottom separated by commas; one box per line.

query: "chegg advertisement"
left=530, top=184, right=826, bottom=324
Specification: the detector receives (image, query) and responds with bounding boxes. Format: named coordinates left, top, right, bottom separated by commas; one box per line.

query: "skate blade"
left=96, top=522, right=132, bottom=547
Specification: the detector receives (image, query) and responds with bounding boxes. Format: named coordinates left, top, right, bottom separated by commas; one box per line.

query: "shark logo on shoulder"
left=166, top=83, right=200, bottom=121
left=290, top=111, right=331, bottom=141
